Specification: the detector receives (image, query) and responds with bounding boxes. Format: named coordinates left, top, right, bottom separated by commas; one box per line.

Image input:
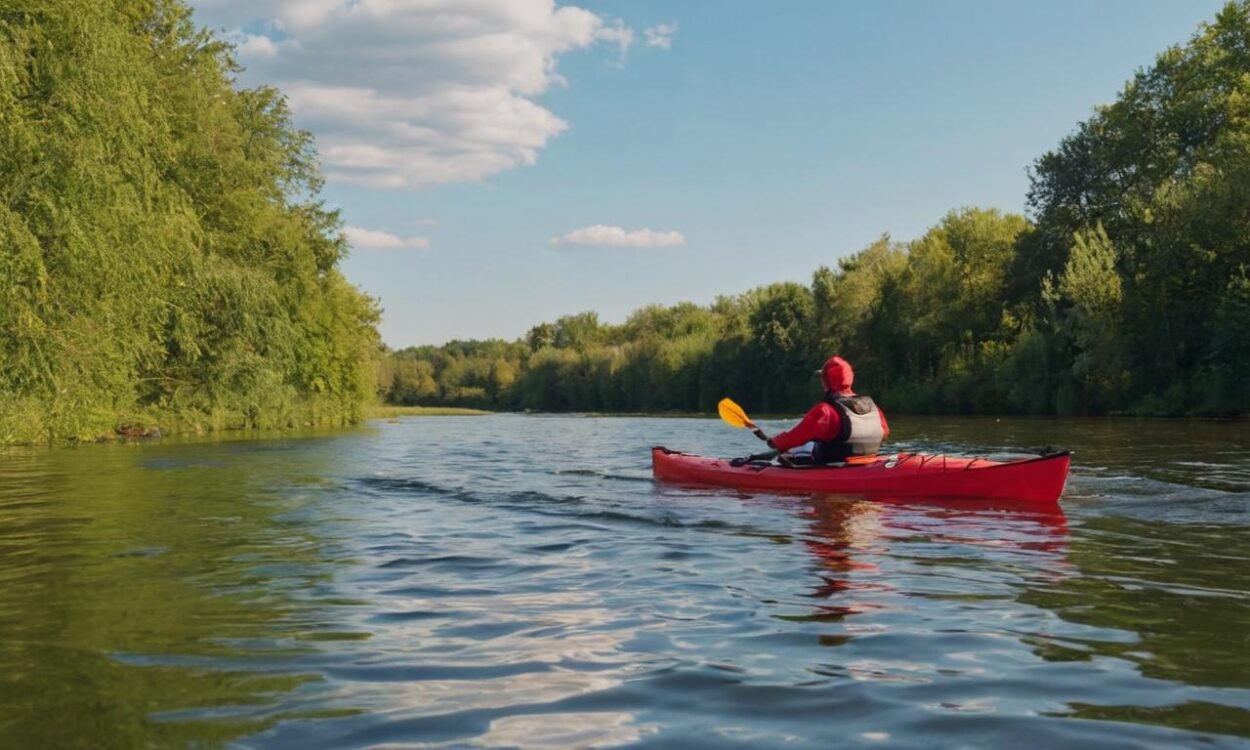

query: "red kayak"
left=652, top=446, right=1070, bottom=504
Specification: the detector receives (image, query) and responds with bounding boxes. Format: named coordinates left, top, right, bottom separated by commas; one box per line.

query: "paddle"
left=717, top=397, right=772, bottom=445
left=720, top=398, right=801, bottom=467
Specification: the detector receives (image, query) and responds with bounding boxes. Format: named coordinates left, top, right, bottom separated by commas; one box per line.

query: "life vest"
left=812, top=394, right=884, bottom=463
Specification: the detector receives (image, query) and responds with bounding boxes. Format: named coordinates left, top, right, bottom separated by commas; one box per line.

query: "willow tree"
left=0, top=0, right=379, bottom=443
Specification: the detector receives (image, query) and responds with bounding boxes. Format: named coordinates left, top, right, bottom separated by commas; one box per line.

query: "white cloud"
left=551, top=225, right=685, bottom=248
left=643, top=23, right=677, bottom=50
left=234, top=33, right=282, bottom=59
left=596, top=18, right=633, bottom=64
left=344, top=225, right=430, bottom=250
left=284, top=82, right=568, bottom=187
left=191, top=1, right=661, bottom=189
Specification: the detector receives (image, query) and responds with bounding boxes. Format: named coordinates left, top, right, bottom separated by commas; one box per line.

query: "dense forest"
left=381, top=2, right=1250, bottom=418
left=0, top=1, right=380, bottom=444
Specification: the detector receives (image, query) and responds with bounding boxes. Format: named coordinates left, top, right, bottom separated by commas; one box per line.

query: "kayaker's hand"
left=766, top=438, right=777, bottom=449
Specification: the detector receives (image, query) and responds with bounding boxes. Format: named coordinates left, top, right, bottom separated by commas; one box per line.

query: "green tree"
left=0, top=0, right=380, bottom=443
left=1208, top=269, right=1250, bottom=413
left=551, top=312, right=602, bottom=350
left=745, top=282, right=814, bottom=410
left=1026, top=0, right=1250, bottom=410
left=1054, top=225, right=1129, bottom=411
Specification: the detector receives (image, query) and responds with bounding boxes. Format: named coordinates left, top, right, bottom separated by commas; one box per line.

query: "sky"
left=188, top=0, right=1228, bottom=348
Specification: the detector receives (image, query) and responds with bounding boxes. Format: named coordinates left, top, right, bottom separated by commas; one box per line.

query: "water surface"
left=1, top=415, right=1248, bottom=748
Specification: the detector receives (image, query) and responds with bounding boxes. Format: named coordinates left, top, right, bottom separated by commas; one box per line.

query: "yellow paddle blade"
left=717, top=398, right=755, bottom=429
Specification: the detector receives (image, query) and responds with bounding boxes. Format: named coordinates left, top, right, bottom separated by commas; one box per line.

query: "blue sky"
left=190, top=0, right=1226, bottom=347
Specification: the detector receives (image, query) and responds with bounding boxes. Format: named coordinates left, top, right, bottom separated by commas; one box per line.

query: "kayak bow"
left=651, top=447, right=1070, bottom=504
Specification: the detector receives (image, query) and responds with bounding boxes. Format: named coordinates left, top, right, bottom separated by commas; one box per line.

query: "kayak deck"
left=651, top=446, right=1070, bottom=504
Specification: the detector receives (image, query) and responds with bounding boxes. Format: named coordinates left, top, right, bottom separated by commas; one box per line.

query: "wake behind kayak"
left=651, top=446, right=1070, bottom=505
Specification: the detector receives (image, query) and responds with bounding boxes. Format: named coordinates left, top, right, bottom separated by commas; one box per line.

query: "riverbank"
left=365, top=405, right=492, bottom=418
left=0, top=403, right=492, bottom=448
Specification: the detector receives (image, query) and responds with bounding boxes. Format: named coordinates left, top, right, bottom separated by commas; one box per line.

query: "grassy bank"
left=0, top=398, right=370, bottom=447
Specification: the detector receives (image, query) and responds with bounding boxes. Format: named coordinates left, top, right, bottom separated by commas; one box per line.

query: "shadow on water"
left=0, top=434, right=363, bottom=748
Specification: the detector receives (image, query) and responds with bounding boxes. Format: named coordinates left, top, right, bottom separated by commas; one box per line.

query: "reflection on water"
left=1024, top=516, right=1250, bottom=687
left=0, top=435, right=357, bottom=748
left=0, top=415, right=1248, bottom=748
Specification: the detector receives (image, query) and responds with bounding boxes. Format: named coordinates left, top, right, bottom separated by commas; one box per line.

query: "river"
left=1, top=415, right=1248, bottom=748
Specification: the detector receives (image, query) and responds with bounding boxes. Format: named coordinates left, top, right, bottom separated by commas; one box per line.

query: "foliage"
left=0, top=0, right=380, bottom=444
left=1026, top=0, right=1250, bottom=411
left=1052, top=224, right=1129, bottom=411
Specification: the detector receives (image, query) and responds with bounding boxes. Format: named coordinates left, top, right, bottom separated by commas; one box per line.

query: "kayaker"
left=766, top=356, right=889, bottom=464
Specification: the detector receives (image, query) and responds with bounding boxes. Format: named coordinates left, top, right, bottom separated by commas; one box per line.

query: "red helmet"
left=816, top=356, right=854, bottom=393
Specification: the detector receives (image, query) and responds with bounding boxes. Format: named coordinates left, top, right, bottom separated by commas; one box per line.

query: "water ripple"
left=1, top=416, right=1249, bottom=748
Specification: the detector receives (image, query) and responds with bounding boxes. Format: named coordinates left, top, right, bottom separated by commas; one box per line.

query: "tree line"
left=1, top=0, right=381, bottom=443
left=381, top=2, right=1250, bottom=418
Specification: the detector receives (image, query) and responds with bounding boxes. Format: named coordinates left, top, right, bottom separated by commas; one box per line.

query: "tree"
left=552, top=312, right=602, bottom=350
left=1025, top=0, right=1250, bottom=410
left=745, top=283, right=815, bottom=410
left=1054, top=225, right=1129, bottom=411
left=0, top=0, right=380, bottom=443
left=1208, top=269, right=1250, bottom=413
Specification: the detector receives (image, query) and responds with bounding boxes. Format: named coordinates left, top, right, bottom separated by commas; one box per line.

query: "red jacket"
left=770, top=395, right=890, bottom=452
left=770, top=356, right=889, bottom=452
